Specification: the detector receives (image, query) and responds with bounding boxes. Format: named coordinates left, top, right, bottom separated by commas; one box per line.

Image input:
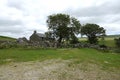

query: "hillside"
left=106, top=34, right=120, bottom=38
left=79, top=34, right=120, bottom=47
left=0, top=36, right=16, bottom=41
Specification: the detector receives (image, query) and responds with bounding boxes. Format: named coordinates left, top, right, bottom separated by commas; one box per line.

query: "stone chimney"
left=34, top=30, right=37, bottom=34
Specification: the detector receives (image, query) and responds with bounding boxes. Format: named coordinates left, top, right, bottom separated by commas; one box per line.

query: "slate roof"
left=36, top=33, right=46, bottom=38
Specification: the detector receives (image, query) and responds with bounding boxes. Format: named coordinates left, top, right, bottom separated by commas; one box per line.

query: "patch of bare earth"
left=0, top=59, right=119, bottom=80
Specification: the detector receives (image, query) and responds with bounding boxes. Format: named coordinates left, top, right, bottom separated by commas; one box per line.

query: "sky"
left=0, top=0, right=120, bottom=39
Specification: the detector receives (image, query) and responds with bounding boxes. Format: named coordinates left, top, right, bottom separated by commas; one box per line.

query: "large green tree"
left=81, top=23, right=105, bottom=44
left=46, top=13, right=81, bottom=43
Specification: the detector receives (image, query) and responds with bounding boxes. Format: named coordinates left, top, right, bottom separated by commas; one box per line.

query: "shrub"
left=99, top=44, right=107, bottom=49
left=114, top=38, right=120, bottom=48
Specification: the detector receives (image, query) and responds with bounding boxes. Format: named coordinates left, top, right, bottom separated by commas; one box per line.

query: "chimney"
left=34, top=30, right=37, bottom=34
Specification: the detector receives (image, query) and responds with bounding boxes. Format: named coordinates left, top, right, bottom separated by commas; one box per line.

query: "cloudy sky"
left=0, top=0, right=120, bottom=39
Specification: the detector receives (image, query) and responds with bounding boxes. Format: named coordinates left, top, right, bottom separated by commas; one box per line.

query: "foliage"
left=46, top=13, right=81, bottom=43
left=45, top=31, right=53, bottom=38
left=113, top=48, right=120, bottom=53
left=114, top=38, right=120, bottom=52
left=70, top=35, right=79, bottom=44
left=81, top=23, right=105, bottom=44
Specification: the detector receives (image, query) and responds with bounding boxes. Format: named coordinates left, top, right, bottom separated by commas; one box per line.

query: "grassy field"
left=0, top=48, right=120, bottom=80
left=79, top=35, right=120, bottom=47
left=99, top=37, right=116, bottom=47
left=0, top=48, right=119, bottom=68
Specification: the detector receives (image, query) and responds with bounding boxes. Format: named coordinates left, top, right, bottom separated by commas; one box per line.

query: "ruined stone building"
left=29, top=31, right=56, bottom=47
left=30, top=30, right=46, bottom=42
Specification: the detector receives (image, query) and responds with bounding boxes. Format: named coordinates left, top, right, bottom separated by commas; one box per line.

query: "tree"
left=81, top=23, right=105, bottom=44
left=45, top=31, right=54, bottom=38
left=46, top=13, right=81, bottom=44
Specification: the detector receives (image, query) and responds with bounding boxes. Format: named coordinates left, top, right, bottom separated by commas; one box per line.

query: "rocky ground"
left=0, top=59, right=119, bottom=80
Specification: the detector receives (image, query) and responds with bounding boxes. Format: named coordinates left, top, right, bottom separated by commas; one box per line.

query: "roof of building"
left=36, top=33, right=46, bottom=38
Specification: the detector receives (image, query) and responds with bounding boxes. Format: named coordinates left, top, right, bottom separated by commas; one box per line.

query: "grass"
left=0, top=48, right=120, bottom=70
left=79, top=36, right=118, bottom=47
left=99, top=37, right=116, bottom=47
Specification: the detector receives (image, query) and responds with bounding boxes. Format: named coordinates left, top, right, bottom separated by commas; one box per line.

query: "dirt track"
left=0, top=59, right=119, bottom=80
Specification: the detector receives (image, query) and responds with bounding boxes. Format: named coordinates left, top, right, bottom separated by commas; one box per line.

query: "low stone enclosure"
left=0, top=39, right=57, bottom=49
left=0, top=39, right=109, bottom=52
left=0, top=30, right=110, bottom=51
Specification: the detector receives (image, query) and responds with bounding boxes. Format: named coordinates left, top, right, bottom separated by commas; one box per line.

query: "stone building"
left=29, top=31, right=56, bottom=47
left=30, top=30, right=47, bottom=42
left=17, top=37, right=28, bottom=44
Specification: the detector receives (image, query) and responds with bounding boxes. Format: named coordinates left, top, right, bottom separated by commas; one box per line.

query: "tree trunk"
left=58, top=36, right=62, bottom=44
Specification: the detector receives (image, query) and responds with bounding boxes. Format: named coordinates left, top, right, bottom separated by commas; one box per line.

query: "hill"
left=79, top=34, right=120, bottom=47
left=106, top=34, right=120, bottom=38
left=0, top=36, right=16, bottom=41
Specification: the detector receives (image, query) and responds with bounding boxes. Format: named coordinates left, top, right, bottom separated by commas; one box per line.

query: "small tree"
left=81, top=23, right=105, bottom=44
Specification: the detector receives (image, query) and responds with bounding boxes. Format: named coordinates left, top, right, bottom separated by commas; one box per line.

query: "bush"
left=99, top=44, right=107, bottom=49
left=114, top=38, right=120, bottom=48
left=114, top=48, right=120, bottom=53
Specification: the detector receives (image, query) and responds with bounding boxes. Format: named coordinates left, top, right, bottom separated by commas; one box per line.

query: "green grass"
left=0, top=48, right=120, bottom=70
left=0, top=36, right=16, bottom=41
left=99, top=37, right=116, bottom=47
left=79, top=37, right=117, bottom=47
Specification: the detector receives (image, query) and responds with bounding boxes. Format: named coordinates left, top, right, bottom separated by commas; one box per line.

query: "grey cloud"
left=0, top=18, right=22, bottom=26
left=78, top=16, right=105, bottom=24
left=105, top=26, right=120, bottom=35
left=0, top=25, right=25, bottom=34
left=79, top=15, right=120, bottom=24
left=110, top=16, right=120, bottom=23
left=7, top=0, right=30, bottom=16
left=0, top=17, right=24, bottom=34
left=7, top=0, right=24, bottom=10
left=64, top=0, right=120, bottom=29
left=64, top=0, right=120, bottom=35
left=66, top=0, right=120, bottom=17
